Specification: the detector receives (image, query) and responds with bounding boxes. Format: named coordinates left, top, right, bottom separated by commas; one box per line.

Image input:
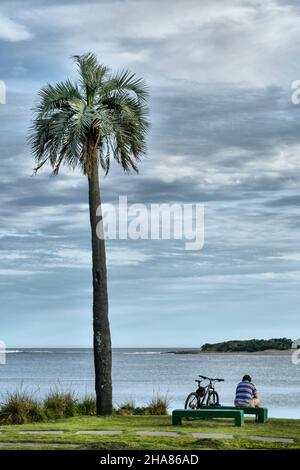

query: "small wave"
left=2, top=350, right=53, bottom=354
left=2, top=350, right=22, bottom=354
left=25, top=350, right=52, bottom=354
left=123, top=351, right=162, bottom=355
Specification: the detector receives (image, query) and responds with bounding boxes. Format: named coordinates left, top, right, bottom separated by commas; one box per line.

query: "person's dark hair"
left=242, top=375, right=252, bottom=382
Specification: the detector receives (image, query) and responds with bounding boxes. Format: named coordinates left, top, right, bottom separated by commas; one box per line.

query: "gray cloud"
left=0, top=0, right=300, bottom=346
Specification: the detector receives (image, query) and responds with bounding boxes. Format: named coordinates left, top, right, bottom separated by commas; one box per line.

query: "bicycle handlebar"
left=198, top=375, right=224, bottom=382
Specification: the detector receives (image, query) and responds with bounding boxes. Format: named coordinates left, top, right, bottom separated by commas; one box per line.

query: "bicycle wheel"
left=206, top=391, right=219, bottom=406
left=184, top=392, right=199, bottom=410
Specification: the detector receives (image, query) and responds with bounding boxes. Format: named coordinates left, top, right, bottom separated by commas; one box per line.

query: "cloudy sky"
left=0, top=0, right=300, bottom=347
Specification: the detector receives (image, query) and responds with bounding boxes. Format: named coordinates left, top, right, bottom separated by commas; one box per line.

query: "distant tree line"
left=201, top=338, right=292, bottom=353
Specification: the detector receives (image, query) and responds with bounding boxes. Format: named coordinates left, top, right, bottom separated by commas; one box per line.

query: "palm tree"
left=29, top=53, right=149, bottom=415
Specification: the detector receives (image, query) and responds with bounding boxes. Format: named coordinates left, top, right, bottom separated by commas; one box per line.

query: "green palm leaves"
left=30, top=53, right=149, bottom=176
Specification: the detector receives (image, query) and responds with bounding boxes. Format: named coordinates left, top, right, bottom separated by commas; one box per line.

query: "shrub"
left=44, top=391, right=77, bottom=419
left=133, top=406, right=148, bottom=415
left=77, top=395, right=96, bottom=416
left=146, top=395, right=169, bottom=415
left=115, top=400, right=136, bottom=415
left=0, top=392, right=45, bottom=424
left=115, top=396, right=169, bottom=416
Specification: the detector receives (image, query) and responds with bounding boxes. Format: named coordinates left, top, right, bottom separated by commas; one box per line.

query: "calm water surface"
left=0, top=348, right=299, bottom=418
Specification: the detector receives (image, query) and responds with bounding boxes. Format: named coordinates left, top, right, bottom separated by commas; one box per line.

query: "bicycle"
left=184, top=375, right=224, bottom=410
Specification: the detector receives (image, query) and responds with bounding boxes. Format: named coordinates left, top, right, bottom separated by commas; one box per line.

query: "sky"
left=0, top=0, right=300, bottom=347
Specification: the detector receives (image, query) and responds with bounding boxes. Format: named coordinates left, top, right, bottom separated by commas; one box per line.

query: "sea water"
left=0, top=348, right=299, bottom=418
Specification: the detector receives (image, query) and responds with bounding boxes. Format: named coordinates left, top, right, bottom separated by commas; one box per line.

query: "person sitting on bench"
left=234, top=374, right=260, bottom=408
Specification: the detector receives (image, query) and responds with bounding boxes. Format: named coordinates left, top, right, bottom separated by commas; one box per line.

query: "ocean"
left=0, top=348, right=299, bottom=419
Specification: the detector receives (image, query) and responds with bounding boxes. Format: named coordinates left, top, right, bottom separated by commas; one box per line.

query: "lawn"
left=0, top=415, right=299, bottom=450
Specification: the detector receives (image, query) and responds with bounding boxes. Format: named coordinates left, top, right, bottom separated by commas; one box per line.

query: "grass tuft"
left=0, top=392, right=46, bottom=424
left=115, top=395, right=169, bottom=416
left=44, top=391, right=77, bottom=419
left=146, top=395, right=169, bottom=415
left=77, top=395, right=96, bottom=416
left=115, top=400, right=136, bottom=415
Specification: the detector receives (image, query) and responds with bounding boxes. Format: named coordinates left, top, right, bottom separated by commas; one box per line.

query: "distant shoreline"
left=164, top=349, right=293, bottom=356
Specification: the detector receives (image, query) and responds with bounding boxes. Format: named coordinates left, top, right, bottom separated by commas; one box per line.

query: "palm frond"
left=103, top=69, right=149, bottom=102
left=36, top=80, right=83, bottom=114
left=73, top=53, right=109, bottom=104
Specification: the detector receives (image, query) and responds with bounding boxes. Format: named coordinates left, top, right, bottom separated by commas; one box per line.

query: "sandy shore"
left=165, top=349, right=294, bottom=356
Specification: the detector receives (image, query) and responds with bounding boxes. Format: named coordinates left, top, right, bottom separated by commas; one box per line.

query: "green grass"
left=115, top=396, right=169, bottom=416
left=0, top=392, right=46, bottom=424
left=0, top=415, right=299, bottom=450
left=0, top=391, right=169, bottom=424
left=44, top=391, right=77, bottom=419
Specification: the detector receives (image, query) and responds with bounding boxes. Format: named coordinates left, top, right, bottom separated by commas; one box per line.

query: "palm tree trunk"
left=88, top=154, right=112, bottom=416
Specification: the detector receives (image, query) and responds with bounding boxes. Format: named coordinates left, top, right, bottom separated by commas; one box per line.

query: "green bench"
left=172, top=409, right=244, bottom=427
left=202, top=406, right=268, bottom=423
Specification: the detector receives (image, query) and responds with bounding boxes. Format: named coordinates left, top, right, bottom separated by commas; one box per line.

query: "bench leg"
left=235, top=413, right=244, bottom=427
left=257, top=408, right=268, bottom=423
left=264, top=408, right=268, bottom=422
left=172, top=415, right=182, bottom=425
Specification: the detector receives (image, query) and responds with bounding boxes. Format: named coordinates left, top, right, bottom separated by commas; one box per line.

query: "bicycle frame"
left=195, top=379, right=215, bottom=407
